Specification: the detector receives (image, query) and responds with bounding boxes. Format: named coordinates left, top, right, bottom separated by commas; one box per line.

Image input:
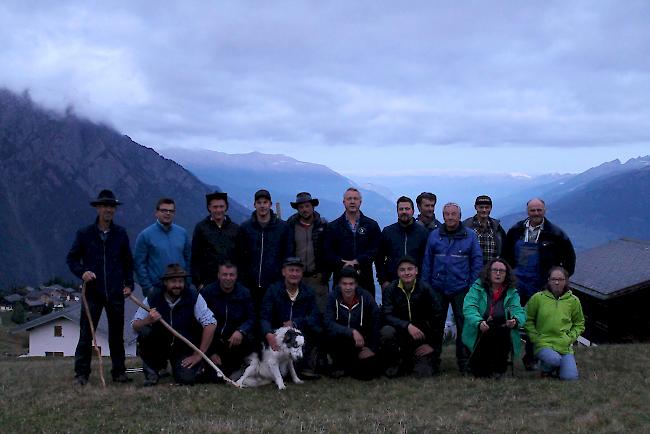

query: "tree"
left=11, top=303, right=26, bottom=324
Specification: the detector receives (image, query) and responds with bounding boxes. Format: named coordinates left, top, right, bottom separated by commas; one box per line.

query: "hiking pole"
left=81, top=282, right=106, bottom=387
left=128, top=294, right=240, bottom=388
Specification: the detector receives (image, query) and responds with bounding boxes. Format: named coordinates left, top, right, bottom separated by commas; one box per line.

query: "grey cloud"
left=1, top=0, right=649, bottom=152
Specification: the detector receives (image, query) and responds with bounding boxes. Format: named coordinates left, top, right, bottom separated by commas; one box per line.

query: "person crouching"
left=380, top=256, right=445, bottom=377
left=324, top=266, right=380, bottom=380
left=132, top=264, right=217, bottom=386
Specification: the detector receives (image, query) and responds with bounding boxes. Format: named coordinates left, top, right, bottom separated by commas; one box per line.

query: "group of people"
left=66, top=187, right=585, bottom=386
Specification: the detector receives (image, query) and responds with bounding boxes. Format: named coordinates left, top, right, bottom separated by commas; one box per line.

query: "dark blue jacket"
left=237, top=211, right=293, bottom=299
left=381, top=279, right=444, bottom=343
left=66, top=220, right=134, bottom=303
left=376, top=220, right=429, bottom=285
left=421, top=224, right=483, bottom=295
left=325, top=286, right=380, bottom=352
left=200, top=281, right=255, bottom=338
left=323, top=211, right=381, bottom=292
left=260, top=281, right=322, bottom=336
left=147, top=287, right=201, bottom=344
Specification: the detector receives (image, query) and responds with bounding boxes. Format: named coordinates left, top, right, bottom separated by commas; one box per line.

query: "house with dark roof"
left=12, top=288, right=143, bottom=357
left=570, top=238, right=650, bottom=343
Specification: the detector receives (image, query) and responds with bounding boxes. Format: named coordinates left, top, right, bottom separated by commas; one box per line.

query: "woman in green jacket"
left=462, top=259, right=526, bottom=378
left=524, top=266, right=585, bottom=380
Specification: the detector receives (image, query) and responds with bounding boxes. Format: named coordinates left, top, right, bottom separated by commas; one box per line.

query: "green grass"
left=1, top=341, right=650, bottom=433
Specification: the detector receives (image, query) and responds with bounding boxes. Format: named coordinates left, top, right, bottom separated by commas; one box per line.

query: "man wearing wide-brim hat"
left=66, top=189, right=134, bottom=385
left=287, top=192, right=330, bottom=311
left=132, top=263, right=217, bottom=386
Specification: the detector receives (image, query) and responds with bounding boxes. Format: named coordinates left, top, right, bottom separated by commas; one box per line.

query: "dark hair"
left=479, top=258, right=516, bottom=290
left=416, top=192, right=437, bottom=207
left=338, top=266, right=358, bottom=282
left=546, top=266, right=569, bottom=293
left=218, top=261, right=237, bottom=271
left=156, top=198, right=175, bottom=210
left=396, top=196, right=414, bottom=209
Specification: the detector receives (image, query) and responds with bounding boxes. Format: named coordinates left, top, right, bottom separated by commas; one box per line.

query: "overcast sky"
left=2, top=1, right=649, bottom=176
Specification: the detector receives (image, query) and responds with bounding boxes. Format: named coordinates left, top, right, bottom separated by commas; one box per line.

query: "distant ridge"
left=0, top=88, right=247, bottom=287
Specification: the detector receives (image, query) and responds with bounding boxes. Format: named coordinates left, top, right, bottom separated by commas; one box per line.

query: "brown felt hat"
left=290, top=192, right=319, bottom=209
left=161, top=264, right=190, bottom=280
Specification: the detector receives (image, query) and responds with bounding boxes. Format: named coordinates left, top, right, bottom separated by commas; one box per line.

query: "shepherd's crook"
left=128, top=294, right=240, bottom=388
left=81, top=282, right=106, bottom=387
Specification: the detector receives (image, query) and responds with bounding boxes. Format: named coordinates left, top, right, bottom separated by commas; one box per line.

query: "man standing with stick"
left=66, top=189, right=134, bottom=385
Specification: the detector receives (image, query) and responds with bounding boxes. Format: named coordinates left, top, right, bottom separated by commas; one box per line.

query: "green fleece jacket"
left=524, top=289, right=585, bottom=355
left=462, top=279, right=527, bottom=357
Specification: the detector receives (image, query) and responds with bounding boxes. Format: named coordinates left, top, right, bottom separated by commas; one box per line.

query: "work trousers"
left=75, top=297, right=126, bottom=378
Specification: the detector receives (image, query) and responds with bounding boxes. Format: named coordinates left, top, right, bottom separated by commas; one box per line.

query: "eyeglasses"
left=550, top=278, right=566, bottom=283
left=490, top=268, right=506, bottom=274
left=157, top=209, right=175, bottom=214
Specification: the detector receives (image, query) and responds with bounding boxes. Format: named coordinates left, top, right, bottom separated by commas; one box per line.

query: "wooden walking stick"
left=128, top=294, right=240, bottom=388
left=81, top=281, right=106, bottom=387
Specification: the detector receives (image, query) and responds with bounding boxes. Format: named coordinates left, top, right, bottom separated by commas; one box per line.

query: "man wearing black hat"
left=463, top=195, right=507, bottom=265
left=287, top=192, right=329, bottom=310
left=66, top=189, right=134, bottom=385
left=191, top=191, right=240, bottom=289
left=237, top=189, right=293, bottom=306
left=260, top=257, right=322, bottom=378
left=132, top=264, right=217, bottom=386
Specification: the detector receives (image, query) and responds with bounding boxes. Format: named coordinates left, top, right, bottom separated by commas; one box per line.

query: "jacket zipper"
left=403, top=233, right=408, bottom=256
left=221, top=304, right=228, bottom=336
left=102, top=235, right=108, bottom=299
left=258, top=231, right=265, bottom=287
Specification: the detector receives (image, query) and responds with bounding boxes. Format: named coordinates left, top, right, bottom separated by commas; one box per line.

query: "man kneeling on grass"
left=324, top=266, right=380, bottom=380
left=132, top=264, right=217, bottom=386
left=380, top=256, right=445, bottom=377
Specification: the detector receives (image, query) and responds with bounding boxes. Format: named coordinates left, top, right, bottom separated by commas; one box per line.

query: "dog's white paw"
left=277, top=383, right=287, bottom=390
left=293, top=379, right=304, bottom=385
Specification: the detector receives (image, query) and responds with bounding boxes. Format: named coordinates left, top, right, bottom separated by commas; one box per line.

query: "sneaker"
left=112, top=373, right=133, bottom=383
left=74, top=375, right=88, bottom=386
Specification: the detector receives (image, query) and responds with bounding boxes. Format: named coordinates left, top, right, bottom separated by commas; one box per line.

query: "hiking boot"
left=143, top=363, right=160, bottom=387
left=74, top=375, right=88, bottom=386
left=299, top=369, right=321, bottom=380
left=384, top=365, right=401, bottom=378
left=413, top=355, right=433, bottom=378
left=112, top=373, right=133, bottom=383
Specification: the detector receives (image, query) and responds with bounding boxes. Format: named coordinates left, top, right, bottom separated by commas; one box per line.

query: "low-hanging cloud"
left=1, top=0, right=649, bottom=152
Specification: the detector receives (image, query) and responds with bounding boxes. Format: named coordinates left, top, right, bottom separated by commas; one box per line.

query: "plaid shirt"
left=470, top=217, right=497, bottom=264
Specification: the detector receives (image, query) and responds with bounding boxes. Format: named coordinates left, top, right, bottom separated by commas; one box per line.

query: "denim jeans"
left=536, top=347, right=579, bottom=381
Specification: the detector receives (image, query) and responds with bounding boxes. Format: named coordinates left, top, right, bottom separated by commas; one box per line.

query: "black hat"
left=254, top=189, right=272, bottom=202
left=475, top=195, right=492, bottom=206
left=161, top=263, right=190, bottom=280
left=396, top=255, right=418, bottom=268
left=283, top=256, right=304, bottom=268
left=290, top=192, right=319, bottom=209
left=206, top=191, right=228, bottom=207
left=90, top=189, right=122, bottom=207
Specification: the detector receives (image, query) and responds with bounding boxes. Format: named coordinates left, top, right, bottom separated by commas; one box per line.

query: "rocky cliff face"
left=0, top=89, right=247, bottom=287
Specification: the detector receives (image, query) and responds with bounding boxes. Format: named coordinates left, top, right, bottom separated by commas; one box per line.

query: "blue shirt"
left=134, top=221, right=191, bottom=290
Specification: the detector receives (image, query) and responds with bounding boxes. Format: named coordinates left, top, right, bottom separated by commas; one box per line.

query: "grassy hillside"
left=1, top=334, right=649, bottom=433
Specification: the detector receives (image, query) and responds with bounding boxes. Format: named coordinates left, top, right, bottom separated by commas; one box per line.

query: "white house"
left=13, top=296, right=140, bottom=357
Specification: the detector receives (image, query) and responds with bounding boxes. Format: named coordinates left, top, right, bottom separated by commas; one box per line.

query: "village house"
left=12, top=289, right=142, bottom=357
left=1, top=293, right=23, bottom=311
left=570, top=238, right=650, bottom=343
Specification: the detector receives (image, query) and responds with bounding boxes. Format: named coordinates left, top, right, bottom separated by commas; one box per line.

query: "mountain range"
left=0, top=89, right=247, bottom=288
left=160, top=148, right=396, bottom=227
